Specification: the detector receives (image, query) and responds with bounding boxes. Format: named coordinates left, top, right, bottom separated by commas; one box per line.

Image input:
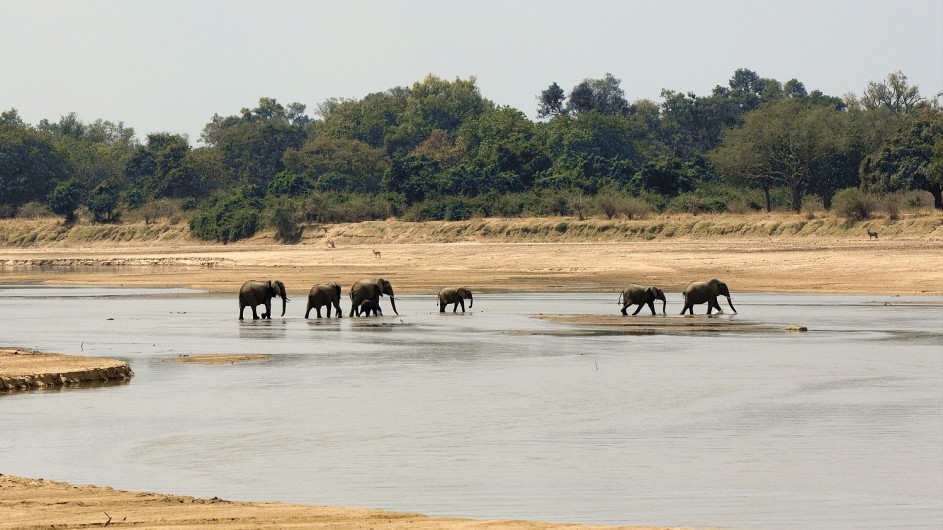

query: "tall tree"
left=710, top=99, right=846, bottom=211
left=566, top=73, right=629, bottom=116
left=0, top=122, right=70, bottom=212
left=861, top=109, right=943, bottom=209
left=860, top=71, right=926, bottom=116
left=536, top=82, right=567, bottom=118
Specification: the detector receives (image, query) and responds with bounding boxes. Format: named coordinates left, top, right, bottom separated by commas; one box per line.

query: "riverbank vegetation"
left=2, top=69, right=941, bottom=243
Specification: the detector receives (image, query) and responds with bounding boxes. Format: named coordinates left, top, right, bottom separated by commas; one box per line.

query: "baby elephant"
left=618, top=284, right=667, bottom=315
left=438, top=287, right=473, bottom=313
left=356, top=298, right=383, bottom=317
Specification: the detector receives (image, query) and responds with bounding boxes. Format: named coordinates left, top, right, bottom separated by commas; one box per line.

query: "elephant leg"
left=239, top=305, right=246, bottom=320
left=632, top=303, right=644, bottom=316
left=440, top=302, right=446, bottom=313
left=621, top=303, right=629, bottom=316
left=305, top=306, right=312, bottom=318
left=252, top=305, right=260, bottom=319
left=317, top=307, right=323, bottom=318
left=647, top=301, right=656, bottom=315
left=334, top=303, right=342, bottom=317
left=459, top=300, right=465, bottom=312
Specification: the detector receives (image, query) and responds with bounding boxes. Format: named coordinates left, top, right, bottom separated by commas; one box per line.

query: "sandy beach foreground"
left=0, top=475, right=672, bottom=530
left=2, top=216, right=941, bottom=529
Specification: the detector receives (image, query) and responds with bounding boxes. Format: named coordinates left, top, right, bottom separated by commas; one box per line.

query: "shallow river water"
left=0, top=286, right=941, bottom=529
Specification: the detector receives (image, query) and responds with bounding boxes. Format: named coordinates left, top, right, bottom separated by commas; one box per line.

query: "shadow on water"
left=0, top=378, right=131, bottom=396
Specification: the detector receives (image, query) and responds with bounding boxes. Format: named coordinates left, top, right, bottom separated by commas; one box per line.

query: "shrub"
left=555, top=221, right=568, bottom=233
left=18, top=201, right=52, bottom=219
left=832, top=188, right=877, bottom=220
left=879, top=193, right=904, bottom=220
left=263, top=197, right=303, bottom=243
left=189, top=192, right=261, bottom=242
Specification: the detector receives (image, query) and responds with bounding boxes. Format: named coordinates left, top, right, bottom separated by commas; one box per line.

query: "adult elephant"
left=618, top=284, right=666, bottom=315
left=349, top=278, right=398, bottom=317
left=239, top=280, right=288, bottom=320
left=305, top=283, right=343, bottom=319
left=438, top=287, right=473, bottom=313
left=680, top=279, right=737, bottom=315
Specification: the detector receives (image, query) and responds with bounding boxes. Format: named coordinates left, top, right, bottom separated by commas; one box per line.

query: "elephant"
left=680, top=279, right=737, bottom=315
left=349, top=278, right=398, bottom=317
left=356, top=298, right=383, bottom=317
left=239, top=280, right=288, bottom=320
left=438, top=287, right=473, bottom=313
left=305, top=283, right=343, bottom=318
left=618, top=284, right=666, bottom=315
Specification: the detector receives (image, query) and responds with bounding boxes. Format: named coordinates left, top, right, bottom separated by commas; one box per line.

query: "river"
left=1, top=286, right=941, bottom=529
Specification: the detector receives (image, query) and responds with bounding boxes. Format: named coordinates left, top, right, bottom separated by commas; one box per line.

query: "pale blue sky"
left=4, top=0, right=942, bottom=143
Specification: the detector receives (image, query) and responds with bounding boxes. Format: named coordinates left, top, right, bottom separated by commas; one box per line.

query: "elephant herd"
left=238, top=278, right=474, bottom=320
left=620, top=279, right=737, bottom=316
left=239, top=277, right=734, bottom=320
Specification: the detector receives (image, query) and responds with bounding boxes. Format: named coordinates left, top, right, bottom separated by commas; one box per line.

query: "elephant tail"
left=617, top=291, right=623, bottom=305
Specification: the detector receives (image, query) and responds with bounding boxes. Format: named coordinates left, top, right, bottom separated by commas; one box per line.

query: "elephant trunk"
left=726, top=296, right=737, bottom=314
left=660, top=298, right=667, bottom=315
left=281, top=294, right=287, bottom=317
left=468, top=293, right=473, bottom=308
left=389, top=296, right=398, bottom=315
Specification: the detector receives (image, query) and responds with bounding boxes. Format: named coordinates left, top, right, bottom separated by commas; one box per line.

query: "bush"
left=189, top=192, right=261, bottom=242
left=263, top=197, right=303, bottom=243
left=832, top=188, right=878, bottom=220
left=17, top=201, right=53, bottom=219
left=879, top=193, right=904, bottom=220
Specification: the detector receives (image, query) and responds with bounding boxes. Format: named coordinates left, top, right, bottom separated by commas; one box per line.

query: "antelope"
left=867, top=230, right=879, bottom=240
left=373, top=249, right=381, bottom=258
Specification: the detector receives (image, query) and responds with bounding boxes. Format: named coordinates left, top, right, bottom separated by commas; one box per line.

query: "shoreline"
left=2, top=238, right=941, bottom=296
left=0, top=474, right=676, bottom=530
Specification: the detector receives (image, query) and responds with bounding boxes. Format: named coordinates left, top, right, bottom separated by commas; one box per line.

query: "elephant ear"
left=375, top=279, right=385, bottom=295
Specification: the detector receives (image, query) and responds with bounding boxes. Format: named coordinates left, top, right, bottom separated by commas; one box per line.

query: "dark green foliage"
left=267, top=171, right=312, bottom=197
left=632, top=155, right=699, bottom=197
left=86, top=180, right=119, bottom=222
left=861, top=110, right=943, bottom=209
left=47, top=179, right=84, bottom=222
left=0, top=123, right=70, bottom=212
left=189, top=190, right=261, bottom=242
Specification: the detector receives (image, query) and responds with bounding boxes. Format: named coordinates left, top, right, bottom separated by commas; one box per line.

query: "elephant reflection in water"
left=239, top=280, right=288, bottom=320
left=680, top=279, right=737, bottom=315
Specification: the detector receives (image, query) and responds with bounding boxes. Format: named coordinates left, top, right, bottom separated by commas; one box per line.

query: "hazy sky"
left=4, top=0, right=942, bottom=143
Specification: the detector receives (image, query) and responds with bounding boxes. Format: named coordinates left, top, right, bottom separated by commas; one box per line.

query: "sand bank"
left=0, top=475, right=676, bottom=530
left=0, top=348, right=132, bottom=392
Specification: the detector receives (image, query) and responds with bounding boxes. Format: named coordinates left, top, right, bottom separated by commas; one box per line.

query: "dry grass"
left=1, top=211, right=941, bottom=248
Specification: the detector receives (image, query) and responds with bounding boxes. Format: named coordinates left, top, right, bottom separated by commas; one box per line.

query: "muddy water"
left=0, top=286, right=941, bottom=529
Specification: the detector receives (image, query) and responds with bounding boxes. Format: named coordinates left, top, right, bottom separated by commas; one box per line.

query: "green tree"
left=536, top=82, right=567, bottom=118
left=861, top=109, right=943, bottom=209
left=566, top=73, right=629, bottom=116
left=86, top=180, right=119, bottom=222
left=282, top=136, right=389, bottom=194
left=710, top=99, right=846, bottom=211
left=0, top=122, right=70, bottom=212
left=860, top=71, right=926, bottom=116
left=47, top=178, right=84, bottom=222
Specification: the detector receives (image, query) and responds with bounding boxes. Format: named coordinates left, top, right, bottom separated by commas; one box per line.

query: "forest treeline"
left=1, top=68, right=941, bottom=242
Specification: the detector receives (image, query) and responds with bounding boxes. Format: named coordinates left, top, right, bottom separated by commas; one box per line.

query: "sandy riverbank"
left=0, top=475, right=673, bottom=530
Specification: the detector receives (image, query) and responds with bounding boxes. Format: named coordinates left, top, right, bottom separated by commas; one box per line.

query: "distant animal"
left=618, top=284, right=666, bottom=315
left=438, top=287, right=473, bottom=313
left=868, top=230, right=879, bottom=240
left=356, top=298, right=383, bottom=317
left=326, top=239, right=335, bottom=248
left=373, top=249, right=381, bottom=258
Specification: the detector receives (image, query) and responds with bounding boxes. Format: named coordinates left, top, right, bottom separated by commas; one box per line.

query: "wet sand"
left=0, top=348, right=132, bottom=391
